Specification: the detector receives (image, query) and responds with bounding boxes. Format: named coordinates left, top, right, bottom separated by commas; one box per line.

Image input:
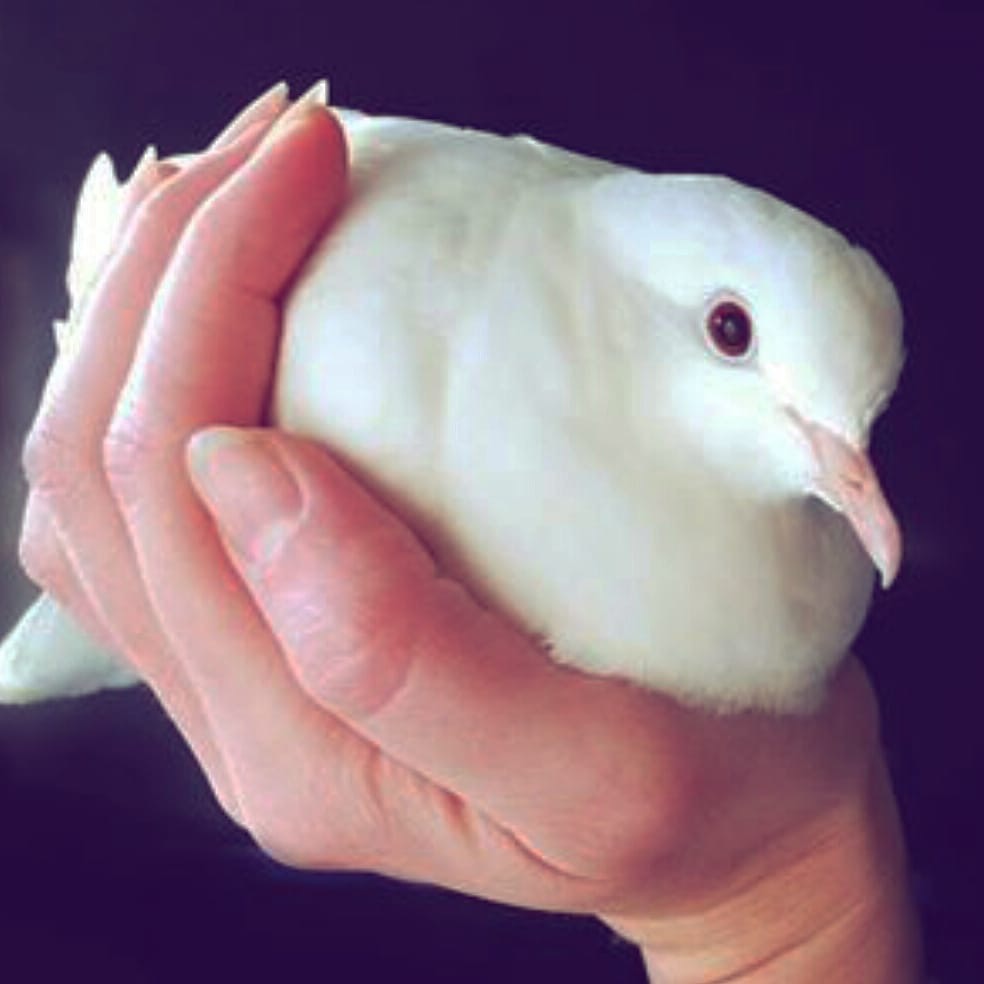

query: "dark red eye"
left=706, top=301, right=754, bottom=359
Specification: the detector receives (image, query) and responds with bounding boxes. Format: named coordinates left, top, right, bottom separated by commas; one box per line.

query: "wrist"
left=605, top=757, right=921, bottom=983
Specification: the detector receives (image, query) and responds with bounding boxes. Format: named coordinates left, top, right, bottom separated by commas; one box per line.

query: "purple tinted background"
left=1, top=2, right=980, bottom=980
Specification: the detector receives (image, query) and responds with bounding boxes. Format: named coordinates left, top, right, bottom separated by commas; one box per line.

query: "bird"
left=0, top=106, right=904, bottom=714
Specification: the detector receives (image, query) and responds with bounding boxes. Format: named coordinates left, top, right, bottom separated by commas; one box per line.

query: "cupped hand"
left=18, top=85, right=915, bottom=980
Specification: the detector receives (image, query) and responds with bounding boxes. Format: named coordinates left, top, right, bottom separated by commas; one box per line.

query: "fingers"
left=21, top=146, right=175, bottom=666
left=95, top=101, right=347, bottom=751
left=37, top=122, right=278, bottom=439
left=111, top=97, right=347, bottom=447
left=21, top=143, right=173, bottom=658
left=23, top=120, right=277, bottom=690
left=189, top=428, right=689, bottom=877
left=20, top=94, right=290, bottom=816
left=19, top=497, right=117, bottom=655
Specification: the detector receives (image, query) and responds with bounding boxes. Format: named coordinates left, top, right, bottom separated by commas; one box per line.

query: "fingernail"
left=187, top=427, right=301, bottom=568
left=297, top=78, right=329, bottom=107
left=259, top=79, right=330, bottom=148
left=122, top=145, right=179, bottom=205
left=211, top=80, right=290, bottom=150
left=126, top=144, right=157, bottom=186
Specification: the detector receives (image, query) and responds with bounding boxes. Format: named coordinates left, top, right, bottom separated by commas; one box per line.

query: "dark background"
left=1, top=2, right=981, bottom=981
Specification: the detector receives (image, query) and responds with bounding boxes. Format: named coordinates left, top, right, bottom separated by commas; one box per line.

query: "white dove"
left=0, top=107, right=903, bottom=714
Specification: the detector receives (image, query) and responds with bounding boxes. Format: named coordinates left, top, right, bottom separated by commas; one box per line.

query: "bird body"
left=0, top=108, right=904, bottom=713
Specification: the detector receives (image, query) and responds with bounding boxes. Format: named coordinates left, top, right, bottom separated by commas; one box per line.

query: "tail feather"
left=0, top=593, right=138, bottom=704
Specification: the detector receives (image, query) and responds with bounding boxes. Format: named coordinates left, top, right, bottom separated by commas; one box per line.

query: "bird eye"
left=705, top=300, right=754, bottom=360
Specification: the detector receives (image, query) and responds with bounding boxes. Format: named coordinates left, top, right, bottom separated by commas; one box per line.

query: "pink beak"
left=792, top=415, right=902, bottom=588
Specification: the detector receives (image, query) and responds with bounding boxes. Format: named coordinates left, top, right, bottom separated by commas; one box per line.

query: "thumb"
left=186, top=425, right=438, bottom=706
left=187, top=425, right=682, bottom=866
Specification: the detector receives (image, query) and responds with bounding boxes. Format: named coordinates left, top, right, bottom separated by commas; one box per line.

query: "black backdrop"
left=1, top=2, right=981, bottom=981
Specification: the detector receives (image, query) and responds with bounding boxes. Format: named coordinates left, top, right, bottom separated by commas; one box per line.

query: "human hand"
left=19, top=84, right=918, bottom=981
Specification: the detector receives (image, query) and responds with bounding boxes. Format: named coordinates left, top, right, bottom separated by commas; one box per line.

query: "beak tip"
left=797, top=415, right=902, bottom=594
left=875, top=539, right=902, bottom=590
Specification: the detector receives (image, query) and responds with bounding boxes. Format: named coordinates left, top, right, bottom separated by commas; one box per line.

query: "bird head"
left=586, top=172, right=904, bottom=587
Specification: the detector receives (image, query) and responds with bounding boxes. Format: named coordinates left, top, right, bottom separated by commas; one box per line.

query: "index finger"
left=114, top=99, right=348, bottom=442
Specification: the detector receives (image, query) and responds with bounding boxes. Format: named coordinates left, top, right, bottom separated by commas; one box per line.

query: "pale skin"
left=20, top=86, right=921, bottom=981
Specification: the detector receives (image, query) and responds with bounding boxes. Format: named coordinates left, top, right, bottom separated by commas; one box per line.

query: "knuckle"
left=552, top=752, right=697, bottom=885
left=18, top=523, right=65, bottom=593
left=284, top=590, right=418, bottom=722
left=592, top=777, right=695, bottom=881
left=275, top=532, right=427, bottom=718
left=239, top=752, right=388, bottom=873
left=246, top=815, right=336, bottom=872
left=17, top=502, right=80, bottom=609
left=598, top=807, right=679, bottom=878
left=102, top=414, right=162, bottom=505
left=22, top=418, right=91, bottom=501
left=251, top=830, right=320, bottom=870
